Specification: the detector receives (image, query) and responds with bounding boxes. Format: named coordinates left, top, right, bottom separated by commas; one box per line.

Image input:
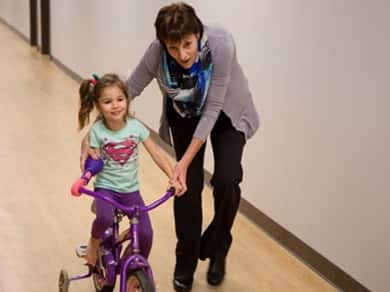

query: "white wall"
left=48, top=1, right=390, bottom=291
left=0, top=0, right=29, bottom=38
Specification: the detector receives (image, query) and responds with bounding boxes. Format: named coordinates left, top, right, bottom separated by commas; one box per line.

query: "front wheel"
left=126, top=270, right=155, bottom=292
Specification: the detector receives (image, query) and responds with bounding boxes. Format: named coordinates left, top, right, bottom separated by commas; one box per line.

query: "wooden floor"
left=0, top=22, right=337, bottom=292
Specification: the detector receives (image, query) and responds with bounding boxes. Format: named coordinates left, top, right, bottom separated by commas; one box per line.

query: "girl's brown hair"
left=154, top=2, right=203, bottom=44
left=78, top=73, right=128, bottom=130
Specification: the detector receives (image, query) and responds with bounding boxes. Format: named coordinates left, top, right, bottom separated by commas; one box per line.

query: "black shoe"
left=173, top=278, right=192, bottom=292
left=207, top=257, right=226, bottom=286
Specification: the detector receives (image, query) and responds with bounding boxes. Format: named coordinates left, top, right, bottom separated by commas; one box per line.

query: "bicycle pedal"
left=75, top=244, right=88, bottom=258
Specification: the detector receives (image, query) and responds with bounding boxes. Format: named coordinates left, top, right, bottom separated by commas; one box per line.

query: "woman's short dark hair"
left=154, top=2, right=203, bottom=44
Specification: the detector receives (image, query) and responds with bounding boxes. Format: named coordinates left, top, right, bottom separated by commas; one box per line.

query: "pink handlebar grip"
left=71, top=178, right=87, bottom=196
left=70, top=157, right=103, bottom=197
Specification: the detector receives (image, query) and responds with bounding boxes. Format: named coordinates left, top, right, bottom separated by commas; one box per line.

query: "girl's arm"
left=142, top=137, right=184, bottom=195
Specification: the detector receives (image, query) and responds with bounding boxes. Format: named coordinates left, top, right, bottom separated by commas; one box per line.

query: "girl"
left=78, top=73, right=181, bottom=266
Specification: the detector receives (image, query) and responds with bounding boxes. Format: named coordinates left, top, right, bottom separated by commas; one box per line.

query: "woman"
left=83, top=2, right=259, bottom=291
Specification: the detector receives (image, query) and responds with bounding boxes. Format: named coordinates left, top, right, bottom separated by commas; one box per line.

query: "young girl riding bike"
left=77, top=73, right=181, bottom=266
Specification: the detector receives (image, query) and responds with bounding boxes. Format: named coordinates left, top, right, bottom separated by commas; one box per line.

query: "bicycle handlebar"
left=78, top=186, right=175, bottom=213
left=70, top=156, right=175, bottom=213
left=71, top=157, right=104, bottom=196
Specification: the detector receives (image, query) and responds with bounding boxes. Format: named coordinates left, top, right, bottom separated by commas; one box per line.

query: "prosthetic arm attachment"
left=71, top=157, right=104, bottom=196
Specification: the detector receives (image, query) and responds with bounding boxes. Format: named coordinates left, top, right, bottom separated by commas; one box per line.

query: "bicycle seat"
left=90, top=202, right=125, bottom=220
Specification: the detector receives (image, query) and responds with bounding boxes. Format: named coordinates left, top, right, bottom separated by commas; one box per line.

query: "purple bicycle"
left=59, top=157, right=174, bottom=292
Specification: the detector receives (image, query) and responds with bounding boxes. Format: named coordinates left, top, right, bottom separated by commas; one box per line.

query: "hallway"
left=0, top=21, right=336, bottom=292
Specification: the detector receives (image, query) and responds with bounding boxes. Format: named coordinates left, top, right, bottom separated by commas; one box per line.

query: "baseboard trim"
left=52, top=57, right=82, bottom=83
left=0, top=17, right=30, bottom=44
left=239, top=199, right=369, bottom=292
left=51, top=51, right=369, bottom=292
left=147, top=122, right=369, bottom=292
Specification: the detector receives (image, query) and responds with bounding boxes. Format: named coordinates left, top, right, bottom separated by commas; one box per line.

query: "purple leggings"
left=91, top=188, right=153, bottom=258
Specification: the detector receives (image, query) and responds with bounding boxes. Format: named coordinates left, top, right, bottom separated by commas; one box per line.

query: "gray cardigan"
left=126, top=24, right=259, bottom=144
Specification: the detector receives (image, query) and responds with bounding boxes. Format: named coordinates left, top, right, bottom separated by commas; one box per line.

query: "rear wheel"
left=58, top=269, right=69, bottom=292
left=92, top=250, right=116, bottom=292
left=126, top=269, right=155, bottom=292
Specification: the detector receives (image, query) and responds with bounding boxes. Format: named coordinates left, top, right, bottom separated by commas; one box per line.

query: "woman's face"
left=165, top=34, right=199, bottom=69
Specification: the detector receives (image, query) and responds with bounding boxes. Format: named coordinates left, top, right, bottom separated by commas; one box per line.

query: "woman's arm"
left=125, top=40, right=162, bottom=99
left=173, top=32, right=235, bottom=186
left=173, top=137, right=203, bottom=190
left=192, top=33, right=235, bottom=142
left=142, top=137, right=184, bottom=195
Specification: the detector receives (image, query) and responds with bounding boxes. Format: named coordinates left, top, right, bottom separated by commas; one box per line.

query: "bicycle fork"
left=119, top=207, right=154, bottom=291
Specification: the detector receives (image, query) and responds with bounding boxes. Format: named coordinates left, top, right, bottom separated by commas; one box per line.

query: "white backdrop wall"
left=4, top=0, right=387, bottom=291
left=0, top=0, right=29, bottom=38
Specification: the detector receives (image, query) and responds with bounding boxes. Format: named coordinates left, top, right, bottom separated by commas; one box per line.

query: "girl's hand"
left=80, top=134, right=100, bottom=171
left=80, top=148, right=100, bottom=171
left=169, top=179, right=185, bottom=197
left=80, top=140, right=100, bottom=172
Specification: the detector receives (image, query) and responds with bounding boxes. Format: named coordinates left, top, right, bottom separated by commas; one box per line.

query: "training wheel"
left=59, top=269, right=70, bottom=292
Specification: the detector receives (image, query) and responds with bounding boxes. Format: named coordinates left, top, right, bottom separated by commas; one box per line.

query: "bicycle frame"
left=78, top=187, right=174, bottom=291
left=60, top=157, right=175, bottom=292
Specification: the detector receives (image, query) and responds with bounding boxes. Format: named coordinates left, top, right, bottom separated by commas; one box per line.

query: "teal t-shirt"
left=89, top=118, right=150, bottom=193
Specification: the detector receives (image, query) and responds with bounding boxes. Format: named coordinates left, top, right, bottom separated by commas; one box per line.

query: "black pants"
left=166, top=100, right=246, bottom=283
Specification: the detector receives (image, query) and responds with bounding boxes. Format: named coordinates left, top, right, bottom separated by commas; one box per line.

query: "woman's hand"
left=172, top=161, right=188, bottom=196
left=171, top=137, right=204, bottom=196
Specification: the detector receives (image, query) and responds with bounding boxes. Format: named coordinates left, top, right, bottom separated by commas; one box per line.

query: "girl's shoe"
left=75, top=244, right=88, bottom=257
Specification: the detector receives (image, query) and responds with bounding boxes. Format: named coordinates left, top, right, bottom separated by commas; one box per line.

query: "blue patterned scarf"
left=160, top=34, right=213, bottom=118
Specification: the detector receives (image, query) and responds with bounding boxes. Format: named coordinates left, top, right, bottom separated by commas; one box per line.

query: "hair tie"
left=90, top=73, right=99, bottom=85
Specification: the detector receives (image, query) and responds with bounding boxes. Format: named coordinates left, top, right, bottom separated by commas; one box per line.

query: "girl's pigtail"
left=78, top=79, right=95, bottom=130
